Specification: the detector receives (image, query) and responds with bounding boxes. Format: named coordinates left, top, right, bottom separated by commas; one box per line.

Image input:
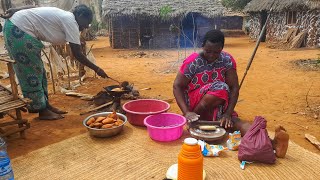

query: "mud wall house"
left=102, top=0, right=225, bottom=49
left=219, top=11, right=247, bottom=31
left=244, top=0, right=320, bottom=47
left=3, top=0, right=103, bottom=23
left=219, top=16, right=243, bottom=30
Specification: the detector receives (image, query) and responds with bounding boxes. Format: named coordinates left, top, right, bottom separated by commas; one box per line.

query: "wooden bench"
left=0, top=58, right=30, bottom=138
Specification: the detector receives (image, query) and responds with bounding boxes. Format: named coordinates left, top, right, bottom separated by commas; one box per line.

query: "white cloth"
left=10, top=7, right=80, bottom=45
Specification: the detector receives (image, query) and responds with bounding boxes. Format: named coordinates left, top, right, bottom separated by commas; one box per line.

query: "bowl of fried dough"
left=83, top=111, right=127, bottom=138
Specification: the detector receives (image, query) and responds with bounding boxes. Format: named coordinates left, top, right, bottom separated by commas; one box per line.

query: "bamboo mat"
left=12, top=124, right=320, bottom=180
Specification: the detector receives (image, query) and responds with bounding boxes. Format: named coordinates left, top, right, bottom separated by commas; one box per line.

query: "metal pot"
left=83, top=112, right=127, bottom=138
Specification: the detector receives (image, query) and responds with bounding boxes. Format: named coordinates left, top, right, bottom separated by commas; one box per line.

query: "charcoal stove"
left=104, top=85, right=131, bottom=113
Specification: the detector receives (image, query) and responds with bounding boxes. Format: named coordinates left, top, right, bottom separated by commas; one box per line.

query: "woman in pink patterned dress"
left=173, top=30, right=247, bottom=130
left=173, top=30, right=289, bottom=158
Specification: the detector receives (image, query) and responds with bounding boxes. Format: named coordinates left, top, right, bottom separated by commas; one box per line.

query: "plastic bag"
left=238, top=116, right=276, bottom=164
left=227, top=131, right=241, bottom=151
left=198, top=140, right=227, bottom=157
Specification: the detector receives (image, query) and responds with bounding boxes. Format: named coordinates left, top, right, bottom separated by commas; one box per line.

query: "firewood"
left=80, top=101, right=113, bottom=115
left=305, top=134, right=320, bottom=151
left=65, top=92, right=94, bottom=99
left=290, top=31, right=307, bottom=48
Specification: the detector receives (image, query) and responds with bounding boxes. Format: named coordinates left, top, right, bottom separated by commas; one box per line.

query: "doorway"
left=260, top=11, right=268, bottom=42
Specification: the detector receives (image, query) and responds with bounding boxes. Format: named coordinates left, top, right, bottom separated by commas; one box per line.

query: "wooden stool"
left=0, top=58, right=30, bottom=138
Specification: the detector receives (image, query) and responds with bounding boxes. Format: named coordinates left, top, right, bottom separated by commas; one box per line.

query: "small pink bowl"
left=123, top=99, right=170, bottom=126
left=144, top=113, right=186, bottom=142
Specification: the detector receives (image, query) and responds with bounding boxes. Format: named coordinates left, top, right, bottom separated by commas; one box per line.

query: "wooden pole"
left=41, top=49, right=56, bottom=94
left=192, top=13, right=196, bottom=52
left=239, top=10, right=272, bottom=89
left=65, top=53, right=71, bottom=90
left=59, top=45, right=71, bottom=90
left=7, top=65, right=17, bottom=100
left=7, top=62, right=25, bottom=138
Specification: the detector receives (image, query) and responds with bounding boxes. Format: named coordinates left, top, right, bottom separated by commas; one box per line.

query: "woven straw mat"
left=12, top=124, right=320, bottom=180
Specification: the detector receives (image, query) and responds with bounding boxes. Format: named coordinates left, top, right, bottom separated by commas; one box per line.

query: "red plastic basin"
left=122, top=99, right=170, bottom=126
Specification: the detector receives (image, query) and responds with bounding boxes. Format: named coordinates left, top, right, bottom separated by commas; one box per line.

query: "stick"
left=0, top=57, right=15, bottom=63
left=42, top=49, right=56, bottom=94
left=139, top=87, right=151, bottom=91
left=79, top=41, right=87, bottom=85
left=65, top=56, right=71, bottom=89
left=108, top=77, right=121, bottom=85
left=305, top=134, right=320, bottom=150
left=80, top=101, right=113, bottom=115
left=7, top=63, right=18, bottom=110
left=293, top=122, right=308, bottom=129
left=7, top=62, right=25, bottom=137
left=305, top=82, right=313, bottom=108
left=86, top=44, right=94, bottom=56
left=65, top=92, right=94, bottom=99
left=239, top=8, right=273, bottom=89
left=0, top=125, right=29, bottom=137
left=0, top=119, right=28, bottom=127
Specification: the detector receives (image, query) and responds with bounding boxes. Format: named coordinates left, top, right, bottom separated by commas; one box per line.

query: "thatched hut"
left=102, top=0, right=228, bottom=49
left=244, top=0, right=320, bottom=48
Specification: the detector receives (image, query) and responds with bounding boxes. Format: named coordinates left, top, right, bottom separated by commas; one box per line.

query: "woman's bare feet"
left=39, top=108, right=64, bottom=120
left=47, top=104, right=68, bottom=114
left=273, top=125, right=289, bottom=158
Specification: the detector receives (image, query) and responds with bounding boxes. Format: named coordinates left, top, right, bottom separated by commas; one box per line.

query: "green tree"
left=159, top=5, right=173, bottom=20
left=221, top=0, right=252, bottom=11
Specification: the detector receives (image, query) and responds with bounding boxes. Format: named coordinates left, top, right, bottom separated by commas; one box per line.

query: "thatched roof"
left=102, top=0, right=225, bottom=18
left=223, top=9, right=247, bottom=17
left=244, top=0, right=320, bottom=12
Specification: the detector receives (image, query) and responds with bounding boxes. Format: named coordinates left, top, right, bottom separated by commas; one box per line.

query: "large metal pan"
left=104, top=85, right=130, bottom=97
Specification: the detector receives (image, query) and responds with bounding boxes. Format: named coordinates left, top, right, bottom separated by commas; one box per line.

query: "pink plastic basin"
left=144, top=113, right=186, bottom=142
left=122, top=99, right=170, bottom=126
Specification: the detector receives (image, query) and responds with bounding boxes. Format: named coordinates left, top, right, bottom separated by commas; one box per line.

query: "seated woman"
left=173, top=30, right=289, bottom=158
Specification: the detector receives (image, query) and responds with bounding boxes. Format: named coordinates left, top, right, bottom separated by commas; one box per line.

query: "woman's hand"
left=185, top=111, right=200, bottom=122
left=219, top=113, right=233, bottom=129
left=0, top=8, right=18, bottom=19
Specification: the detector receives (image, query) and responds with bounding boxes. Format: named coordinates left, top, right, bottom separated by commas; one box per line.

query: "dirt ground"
left=1, top=36, right=319, bottom=158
